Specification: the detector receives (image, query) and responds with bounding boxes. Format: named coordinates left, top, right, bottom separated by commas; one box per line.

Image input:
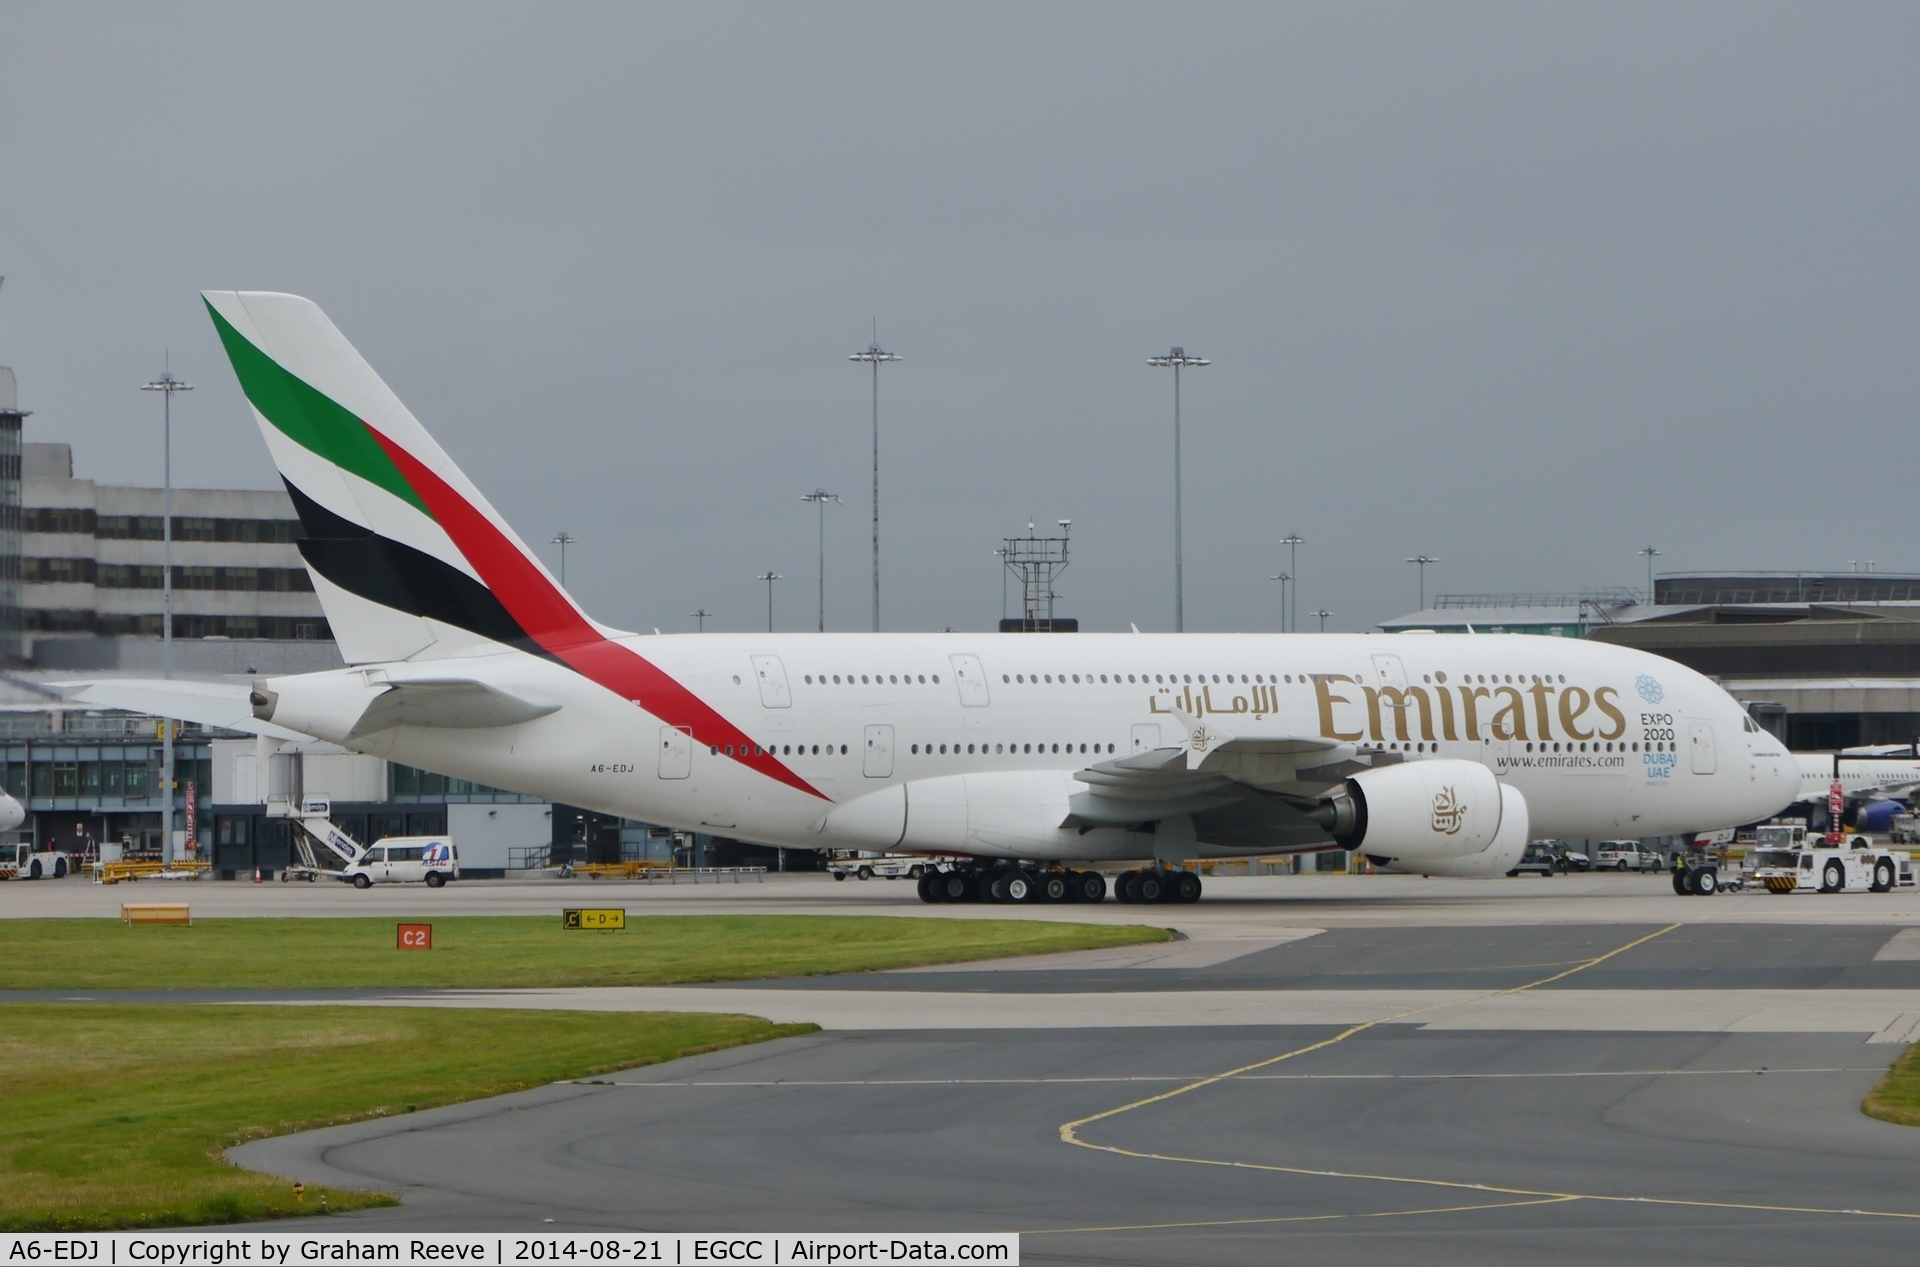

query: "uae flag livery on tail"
left=202, top=291, right=821, bottom=798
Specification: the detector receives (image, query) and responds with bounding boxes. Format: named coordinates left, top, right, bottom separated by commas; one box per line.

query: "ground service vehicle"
left=1507, top=844, right=1562, bottom=877
left=1596, top=841, right=1664, bottom=872
left=828, top=854, right=928, bottom=881
left=341, top=838, right=459, bottom=889
left=1742, top=827, right=1910, bottom=895
left=0, top=842, right=70, bottom=880
left=73, top=292, right=1803, bottom=904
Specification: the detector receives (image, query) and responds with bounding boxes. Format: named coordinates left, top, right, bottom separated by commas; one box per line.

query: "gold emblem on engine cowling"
left=1431, top=786, right=1466, bottom=835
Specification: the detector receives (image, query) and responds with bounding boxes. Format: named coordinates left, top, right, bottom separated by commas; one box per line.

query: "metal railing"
left=1431, top=589, right=1642, bottom=611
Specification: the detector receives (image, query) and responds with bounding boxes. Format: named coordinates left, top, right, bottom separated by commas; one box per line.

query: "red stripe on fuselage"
left=367, top=426, right=825, bottom=800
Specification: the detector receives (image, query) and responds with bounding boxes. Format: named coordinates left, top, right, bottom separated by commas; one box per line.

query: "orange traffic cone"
left=253, top=866, right=263, bottom=883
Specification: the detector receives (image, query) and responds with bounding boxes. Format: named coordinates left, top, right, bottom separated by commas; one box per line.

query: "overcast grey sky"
left=3, top=3, right=1916, bottom=635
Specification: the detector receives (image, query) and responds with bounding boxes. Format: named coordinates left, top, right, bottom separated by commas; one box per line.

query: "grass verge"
left=0, top=915, right=1168, bottom=991
left=0, top=1003, right=810, bottom=1231
left=1863, top=1043, right=1920, bottom=1127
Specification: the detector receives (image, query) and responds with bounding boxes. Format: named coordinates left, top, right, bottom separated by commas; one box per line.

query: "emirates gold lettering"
left=1491, top=687, right=1528, bottom=741
left=1558, top=686, right=1594, bottom=740
left=1139, top=676, right=1642, bottom=748
left=1527, top=681, right=1556, bottom=740
left=1315, top=674, right=1364, bottom=741
left=1366, top=686, right=1435, bottom=742
left=1461, top=687, right=1490, bottom=741
left=1593, top=686, right=1627, bottom=740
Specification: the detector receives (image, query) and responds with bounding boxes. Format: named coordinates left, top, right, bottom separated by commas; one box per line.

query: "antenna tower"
left=999, top=519, right=1075, bottom=633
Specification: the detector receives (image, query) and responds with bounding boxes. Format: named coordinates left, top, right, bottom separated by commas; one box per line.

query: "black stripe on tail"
left=284, top=479, right=542, bottom=655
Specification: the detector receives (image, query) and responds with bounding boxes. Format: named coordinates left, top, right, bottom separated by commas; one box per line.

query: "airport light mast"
left=757, top=572, right=782, bottom=633
left=550, top=531, right=576, bottom=586
left=848, top=329, right=900, bottom=632
left=1639, top=544, right=1660, bottom=602
left=1269, top=573, right=1290, bottom=631
left=1406, top=555, right=1438, bottom=612
left=1278, top=533, right=1304, bottom=631
left=800, top=489, right=840, bottom=632
left=689, top=608, right=712, bottom=633
left=141, top=362, right=190, bottom=866
left=1312, top=608, right=1332, bottom=632
left=1149, top=347, right=1209, bottom=632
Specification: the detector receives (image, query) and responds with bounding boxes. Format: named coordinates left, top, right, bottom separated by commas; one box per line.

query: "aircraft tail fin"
left=202, top=291, right=602, bottom=665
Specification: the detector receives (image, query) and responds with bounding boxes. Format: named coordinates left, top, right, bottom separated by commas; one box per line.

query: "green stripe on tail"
left=206, top=299, right=430, bottom=516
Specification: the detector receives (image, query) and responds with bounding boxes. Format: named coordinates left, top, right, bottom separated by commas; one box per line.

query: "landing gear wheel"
left=1821, top=860, right=1845, bottom=894
left=1005, top=871, right=1036, bottom=903
left=1173, top=872, right=1203, bottom=903
left=989, top=871, right=1014, bottom=903
left=938, top=871, right=970, bottom=902
left=352, top=873, right=372, bottom=890
left=1075, top=871, right=1108, bottom=903
left=1692, top=867, right=1717, bottom=896
left=1872, top=860, right=1895, bottom=893
left=1115, top=870, right=1140, bottom=904
left=1137, top=871, right=1167, bottom=903
left=1042, top=873, right=1071, bottom=903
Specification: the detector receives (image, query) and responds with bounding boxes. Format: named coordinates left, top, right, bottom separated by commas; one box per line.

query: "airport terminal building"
left=1383, top=572, right=1920, bottom=749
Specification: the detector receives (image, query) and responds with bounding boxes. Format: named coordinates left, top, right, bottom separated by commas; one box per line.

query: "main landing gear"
left=914, top=864, right=1203, bottom=904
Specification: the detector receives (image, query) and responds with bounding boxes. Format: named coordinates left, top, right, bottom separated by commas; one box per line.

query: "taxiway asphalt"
left=194, top=908, right=1920, bottom=1264
left=10, top=873, right=1920, bottom=1260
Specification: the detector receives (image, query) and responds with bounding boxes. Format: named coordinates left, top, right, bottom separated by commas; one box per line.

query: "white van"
left=342, top=838, right=459, bottom=889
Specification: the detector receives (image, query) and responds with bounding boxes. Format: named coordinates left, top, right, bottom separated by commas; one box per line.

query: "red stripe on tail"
left=367, top=425, right=826, bottom=801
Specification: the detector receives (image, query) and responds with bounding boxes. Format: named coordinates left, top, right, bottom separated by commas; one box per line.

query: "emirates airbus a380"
left=92, top=292, right=1801, bottom=903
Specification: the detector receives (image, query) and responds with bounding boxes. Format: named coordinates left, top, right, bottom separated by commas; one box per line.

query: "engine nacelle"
left=1366, top=782, right=1529, bottom=877
left=1314, top=759, right=1510, bottom=863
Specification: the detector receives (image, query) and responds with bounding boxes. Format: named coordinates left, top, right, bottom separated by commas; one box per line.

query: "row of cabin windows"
left=1006, top=672, right=1282, bottom=685
left=998, top=671, right=1587, bottom=687
left=795, top=670, right=1596, bottom=689
left=803, top=674, right=940, bottom=686
left=712, top=743, right=851, bottom=757
left=1366, top=740, right=1675, bottom=754
left=912, top=742, right=1117, bottom=756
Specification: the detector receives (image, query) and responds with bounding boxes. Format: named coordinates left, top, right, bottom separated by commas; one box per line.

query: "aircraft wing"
left=1064, top=708, right=1362, bottom=828
left=63, top=679, right=315, bottom=741
left=1791, top=778, right=1920, bottom=806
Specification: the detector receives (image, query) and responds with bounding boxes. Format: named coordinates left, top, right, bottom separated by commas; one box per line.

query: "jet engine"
left=1314, top=759, right=1530, bottom=876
